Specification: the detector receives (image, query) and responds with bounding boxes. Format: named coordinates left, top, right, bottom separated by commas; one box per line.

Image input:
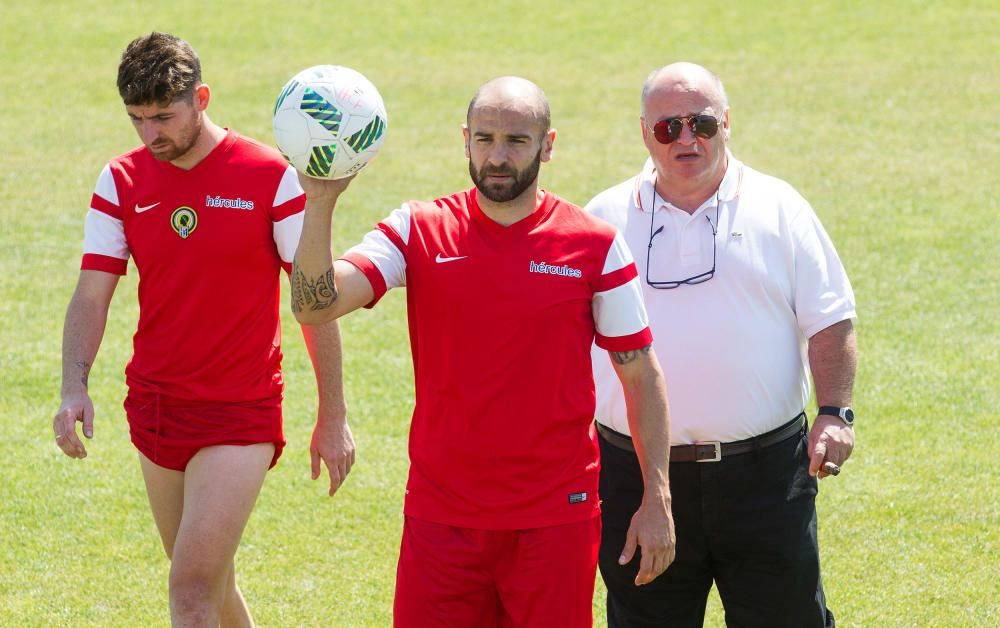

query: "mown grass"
left=1, top=0, right=997, bottom=625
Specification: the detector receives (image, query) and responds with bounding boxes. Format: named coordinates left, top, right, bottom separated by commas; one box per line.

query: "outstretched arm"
left=54, top=270, right=119, bottom=458
left=807, top=319, right=858, bottom=477
left=609, top=344, right=676, bottom=585
left=291, top=174, right=375, bottom=325
left=300, top=319, right=355, bottom=497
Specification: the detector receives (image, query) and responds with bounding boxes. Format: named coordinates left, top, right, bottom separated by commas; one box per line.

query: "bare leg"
left=139, top=452, right=184, bottom=558
left=139, top=445, right=272, bottom=627
left=221, top=562, right=254, bottom=628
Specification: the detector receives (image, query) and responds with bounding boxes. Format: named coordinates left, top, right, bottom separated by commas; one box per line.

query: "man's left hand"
left=619, top=498, right=676, bottom=585
left=808, top=414, right=854, bottom=478
left=310, top=414, right=356, bottom=497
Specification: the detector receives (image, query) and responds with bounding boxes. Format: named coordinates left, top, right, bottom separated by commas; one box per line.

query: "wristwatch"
left=817, top=405, right=854, bottom=427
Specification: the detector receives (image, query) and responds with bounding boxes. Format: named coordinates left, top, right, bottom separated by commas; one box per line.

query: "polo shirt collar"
left=634, top=150, right=743, bottom=214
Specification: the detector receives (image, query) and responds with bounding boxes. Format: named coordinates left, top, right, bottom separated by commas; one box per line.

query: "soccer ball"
left=272, top=65, right=387, bottom=180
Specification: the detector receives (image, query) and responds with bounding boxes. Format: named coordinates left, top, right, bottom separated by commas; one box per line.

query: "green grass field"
left=2, top=0, right=997, bottom=625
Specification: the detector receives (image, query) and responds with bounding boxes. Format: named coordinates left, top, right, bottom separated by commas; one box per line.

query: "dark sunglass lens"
left=653, top=120, right=674, bottom=144
left=653, top=119, right=678, bottom=144
left=691, top=115, right=720, bottom=139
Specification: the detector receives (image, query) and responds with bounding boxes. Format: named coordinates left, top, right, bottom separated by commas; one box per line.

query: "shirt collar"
left=633, top=150, right=743, bottom=214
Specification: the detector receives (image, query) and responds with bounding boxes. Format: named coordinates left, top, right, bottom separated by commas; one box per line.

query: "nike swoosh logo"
left=134, top=202, right=160, bottom=213
left=435, top=253, right=468, bottom=263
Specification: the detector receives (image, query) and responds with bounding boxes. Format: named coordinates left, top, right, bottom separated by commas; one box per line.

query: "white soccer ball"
left=272, top=65, right=387, bottom=180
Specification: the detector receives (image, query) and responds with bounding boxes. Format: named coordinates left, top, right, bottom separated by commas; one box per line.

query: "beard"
left=469, top=149, right=542, bottom=203
left=147, top=110, right=203, bottom=162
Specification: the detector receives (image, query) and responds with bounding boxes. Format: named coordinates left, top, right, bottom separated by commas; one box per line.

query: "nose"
left=675, top=121, right=698, bottom=146
left=139, top=120, right=160, bottom=145
left=486, top=142, right=509, bottom=166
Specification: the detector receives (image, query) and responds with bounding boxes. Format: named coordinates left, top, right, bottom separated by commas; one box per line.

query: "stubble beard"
left=469, top=150, right=542, bottom=203
left=149, top=110, right=203, bottom=163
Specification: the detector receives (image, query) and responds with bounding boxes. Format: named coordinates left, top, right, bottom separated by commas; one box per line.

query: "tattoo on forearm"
left=291, top=264, right=338, bottom=313
left=75, top=360, right=92, bottom=387
left=610, top=344, right=652, bottom=366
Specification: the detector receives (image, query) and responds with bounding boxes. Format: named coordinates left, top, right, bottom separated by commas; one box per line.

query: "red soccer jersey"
left=81, top=130, right=305, bottom=403
left=342, top=188, right=652, bottom=529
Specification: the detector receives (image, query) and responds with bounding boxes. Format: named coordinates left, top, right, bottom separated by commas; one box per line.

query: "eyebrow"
left=472, top=130, right=533, bottom=141
left=128, top=111, right=172, bottom=119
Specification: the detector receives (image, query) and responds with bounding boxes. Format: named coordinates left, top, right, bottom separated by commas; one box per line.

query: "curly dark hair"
left=117, top=32, right=202, bottom=106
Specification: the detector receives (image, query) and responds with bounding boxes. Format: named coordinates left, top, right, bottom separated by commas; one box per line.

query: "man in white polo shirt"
left=587, top=62, right=857, bottom=627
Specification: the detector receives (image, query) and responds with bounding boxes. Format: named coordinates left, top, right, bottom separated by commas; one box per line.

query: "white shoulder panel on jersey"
left=83, top=209, right=129, bottom=260
left=273, top=211, right=304, bottom=264
left=344, top=204, right=412, bottom=290
left=592, top=277, right=649, bottom=339
left=273, top=165, right=305, bottom=208
left=382, top=204, right=412, bottom=245
left=601, top=231, right=635, bottom=274
left=94, top=163, right=119, bottom=206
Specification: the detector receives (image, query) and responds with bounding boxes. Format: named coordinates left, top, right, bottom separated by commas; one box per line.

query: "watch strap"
left=817, top=405, right=853, bottom=424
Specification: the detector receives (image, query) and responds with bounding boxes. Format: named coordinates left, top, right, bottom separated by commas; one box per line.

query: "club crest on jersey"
left=170, top=207, right=198, bottom=239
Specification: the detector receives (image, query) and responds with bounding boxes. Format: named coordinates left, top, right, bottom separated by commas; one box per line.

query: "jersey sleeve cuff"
left=595, top=327, right=653, bottom=353
left=81, top=253, right=127, bottom=275
left=339, top=252, right=387, bottom=309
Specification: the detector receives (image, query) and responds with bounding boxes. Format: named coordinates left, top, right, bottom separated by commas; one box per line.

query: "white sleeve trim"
left=602, top=231, right=634, bottom=274
left=592, top=277, right=649, bottom=338
left=385, top=203, right=412, bottom=245
left=94, top=163, right=119, bottom=206
left=83, top=209, right=128, bottom=260
left=273, top=165, right=304, bottom=208
left=344, top=204, right=412, bottom=289
left=273, top=212, right=304, bottom=264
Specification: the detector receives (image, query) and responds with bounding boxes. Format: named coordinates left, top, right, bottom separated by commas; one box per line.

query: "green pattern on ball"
left=273, top=80, right=299, bottom=115
left=345, top=115, right=385, bottom=153
left=306, top=144, right=337, bottom=177
left=300, top=88, right=343, bottom=133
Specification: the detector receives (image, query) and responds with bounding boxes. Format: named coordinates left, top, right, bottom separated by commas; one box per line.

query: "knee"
left=169, top=563, right=222, bottom=619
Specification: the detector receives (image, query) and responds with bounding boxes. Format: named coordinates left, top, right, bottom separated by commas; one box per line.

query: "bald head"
left=641, top=62, right=728, bottom=118
left=467, top=76, right=551, bottom=134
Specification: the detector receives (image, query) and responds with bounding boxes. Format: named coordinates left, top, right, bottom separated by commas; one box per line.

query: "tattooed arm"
left=291, top=173, right=374, bottom=325
left=608, top=343, right=676, bottom=585
left=54, top=270, right=119, bottom=459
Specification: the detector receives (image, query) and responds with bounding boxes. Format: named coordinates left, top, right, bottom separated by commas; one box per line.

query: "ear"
left=721, top=109, right=731, bottom=141
left=640, top=116, right=657, bottom=151
left=462, top=123, right=471, bottom=158
left=540, top=128, right=556, bottom=163
left=194, top=84, right=211, bottom=112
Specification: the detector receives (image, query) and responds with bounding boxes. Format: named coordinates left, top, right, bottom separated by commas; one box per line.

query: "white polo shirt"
left=587, top=155, right=856, bottom=443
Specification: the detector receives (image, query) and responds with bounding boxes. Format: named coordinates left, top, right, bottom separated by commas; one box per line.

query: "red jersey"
left=81, top=130, right=305, bottom=403
left=342, top=188, right=652, bottom=529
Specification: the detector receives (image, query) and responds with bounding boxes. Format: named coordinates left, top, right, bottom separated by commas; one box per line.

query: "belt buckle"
left=696, top=441, right=722, bottom=462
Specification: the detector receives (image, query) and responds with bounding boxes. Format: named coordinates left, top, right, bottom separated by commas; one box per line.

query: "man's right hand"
left=297, top=172, right=356, bottom=213
left=53, top=391, right=94, bottom=459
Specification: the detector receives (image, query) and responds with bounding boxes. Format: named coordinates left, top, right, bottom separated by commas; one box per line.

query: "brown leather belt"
left=596, top=413, right=806, bottom=463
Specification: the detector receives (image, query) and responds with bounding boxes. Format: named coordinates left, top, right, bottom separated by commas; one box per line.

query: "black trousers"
left=598, top=423, right=835, bottom=628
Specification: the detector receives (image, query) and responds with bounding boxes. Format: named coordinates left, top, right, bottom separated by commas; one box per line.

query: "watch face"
left=843, top=408, right=855, bottom=424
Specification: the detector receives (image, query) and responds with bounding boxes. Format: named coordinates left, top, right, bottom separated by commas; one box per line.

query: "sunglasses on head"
left=649, top=114, right=722, bottom=144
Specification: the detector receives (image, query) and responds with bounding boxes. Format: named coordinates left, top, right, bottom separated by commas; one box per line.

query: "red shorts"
left=393, top=515, right=600, bottom=628
left=124, top=392, right=285, bottom=471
